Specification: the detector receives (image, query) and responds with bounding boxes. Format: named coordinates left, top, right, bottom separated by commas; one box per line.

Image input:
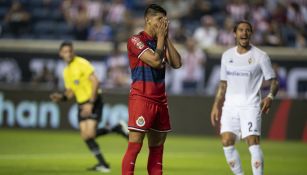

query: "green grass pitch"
left=0, top=129, right=306, bottom=175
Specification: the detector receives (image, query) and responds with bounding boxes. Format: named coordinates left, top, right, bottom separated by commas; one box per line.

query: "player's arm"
left=261, top=78, right=279, bottom=114
left=50, top=89, right=74, bottom=102
left=139, top=42, right=165, bottom=69
left=88, top=73, right=99, bottom=103
left=165, top=38, right=182, bottom=69
left=79, top=73, right=99, bottom=117
left=139, top=18, right=168, bottom=69
left=210, top=80, right=227, bottom=127
left=260, top=54, right=279, bottom=114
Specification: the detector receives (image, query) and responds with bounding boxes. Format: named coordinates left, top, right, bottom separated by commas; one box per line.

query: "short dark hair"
left=144, top=4, right=167, bottom=17
left=59, top=41, right=73, bottom=50
left=233, top=20, right=253, bottom=33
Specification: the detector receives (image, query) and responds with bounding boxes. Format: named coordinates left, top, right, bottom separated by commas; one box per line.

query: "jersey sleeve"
left=128, top=36, right=150, bottom=58
left=260, top=54, right=276, bottom=80
left=81, top=59, right=95, bottom=77
left=220, top=54, right=227, bottom=81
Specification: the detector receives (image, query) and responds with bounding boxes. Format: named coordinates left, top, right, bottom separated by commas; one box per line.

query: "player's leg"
left=80, top=119, right=110, bottom=172
left=146, top=104, right=171, bottom=175
left=221, top=107, right=244, bottom=175
left=241, top=108, right=263, bottom=175
left=122, top=131, right=145, bottom=175
left=221, top=132, right=244, bottom=175
left=85, top=119, right=110, bottom=169
left=111, top=120, right=129, bottom=139
left=147, top=130, right=167, bottom=175
left=92, top=94, right=112, bottom=138
left=96, top=127, right=110, bottom=137
left=96, top=122, right=129, bottom=139
left=246, top=135, right=263, bottom=175
left=122, top=99, right=151, bottom=175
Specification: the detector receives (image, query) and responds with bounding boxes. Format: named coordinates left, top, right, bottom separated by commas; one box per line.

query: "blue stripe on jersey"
left=131, top=66, right=165, bottom=83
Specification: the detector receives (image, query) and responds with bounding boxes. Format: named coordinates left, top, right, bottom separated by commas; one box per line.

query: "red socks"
left=147, top=145, right=164, bottom=175
left=122, top=143, right=164, bottom=175
left=122, top=142, right=142, bottom=175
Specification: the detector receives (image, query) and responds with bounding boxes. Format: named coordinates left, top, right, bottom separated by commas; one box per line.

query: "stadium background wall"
left=0, top=89, right=306, bottom=142
left=1, top=42, right=307, bottom=98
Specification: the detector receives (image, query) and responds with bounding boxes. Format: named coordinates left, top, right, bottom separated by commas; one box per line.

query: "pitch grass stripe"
left=0, top=152, right=208, bottom=160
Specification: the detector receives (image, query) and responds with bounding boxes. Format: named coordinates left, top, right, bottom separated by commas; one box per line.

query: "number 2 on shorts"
left=248, top=122, right=253, bottom=132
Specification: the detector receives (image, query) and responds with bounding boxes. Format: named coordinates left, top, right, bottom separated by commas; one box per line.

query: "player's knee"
left=87, top=131, right=96, bottom=139
left=80, top=132, right=88, bottom=140
left=148, top=140, right=163, bottom=147
left=148, top=131, right=167, bottom=147
left=221, top=137, right=235, bottom=146
left=246, top=135, right=260, bottom=146
left=129, top=131, right=145, bottom=143
left=80, top=131, right=95, bottom=141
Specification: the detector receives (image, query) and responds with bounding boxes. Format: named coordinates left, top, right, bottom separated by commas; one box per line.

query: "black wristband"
left=88, top=98, right=95, bottom=104
left=155, top=48, right=164, bottom=59
left=61, top=94, right=68, bottom=101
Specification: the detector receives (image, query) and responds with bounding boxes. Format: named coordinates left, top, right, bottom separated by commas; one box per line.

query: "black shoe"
left=87, top=163, right=111, bottom=173
left=112, top=120, right=129, bottom=139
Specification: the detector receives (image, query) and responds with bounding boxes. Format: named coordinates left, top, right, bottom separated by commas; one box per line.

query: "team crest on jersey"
left=136, top=116, right=145, bottom=127
left=248, top=57, right=253, bottom=64
left=229, top=58, right=233, bottom=63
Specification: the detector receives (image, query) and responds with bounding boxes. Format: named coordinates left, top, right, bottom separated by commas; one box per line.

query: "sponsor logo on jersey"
left=131, top=36, right=145, bottom=49
left=226, top=71, right=250, bottom=77
left=136, top=116, right=145, bottom=127
left=74, top=79, right=79, bottom=85
left=131, top=36, right=140, bottom=44
left=136, top=41, right=145, bottom=49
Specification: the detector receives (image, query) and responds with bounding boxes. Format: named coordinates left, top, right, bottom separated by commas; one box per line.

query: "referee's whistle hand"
left=50, top=93, right=62, bottom=102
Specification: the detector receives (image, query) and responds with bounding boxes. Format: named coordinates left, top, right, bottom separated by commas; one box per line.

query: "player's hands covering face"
left=156, top=17, right=169, bottom=38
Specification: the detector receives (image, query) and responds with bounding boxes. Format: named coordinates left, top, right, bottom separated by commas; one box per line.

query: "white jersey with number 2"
left=220, top=45, right=276, bottom=107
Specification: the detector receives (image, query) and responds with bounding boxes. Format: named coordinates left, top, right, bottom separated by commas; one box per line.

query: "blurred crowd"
left=0, top=0, right=306, bottom=48
left=0, top=0, right=306, bottom=97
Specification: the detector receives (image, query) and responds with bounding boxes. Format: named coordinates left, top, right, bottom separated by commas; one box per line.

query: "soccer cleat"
left=112, top=120, right=129, bottom=139
left=87, top=163, right=111, bottom=173
left=119, top=120, right=129, bottom=136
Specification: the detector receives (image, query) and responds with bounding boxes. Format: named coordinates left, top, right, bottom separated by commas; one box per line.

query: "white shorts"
left=220, top=106, right=262, bottom=139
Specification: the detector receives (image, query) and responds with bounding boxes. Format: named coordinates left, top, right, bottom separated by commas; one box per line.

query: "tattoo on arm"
left=155, top=48, right=164, bottom=60
left=269, top=79, right=279, bottom=96
left=213, top=81, right=227, bottom=108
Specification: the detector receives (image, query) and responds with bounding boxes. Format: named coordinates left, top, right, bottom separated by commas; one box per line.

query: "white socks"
left=249, top=145, right=264, bottom=175
left=223, top=146, right=244, bottom=175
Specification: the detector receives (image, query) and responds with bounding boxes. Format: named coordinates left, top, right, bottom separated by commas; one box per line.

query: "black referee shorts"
left=77, top=94, right=103, bottom=123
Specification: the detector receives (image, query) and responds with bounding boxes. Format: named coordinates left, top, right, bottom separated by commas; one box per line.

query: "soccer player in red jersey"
left=122, top=4, right=182, bottom=175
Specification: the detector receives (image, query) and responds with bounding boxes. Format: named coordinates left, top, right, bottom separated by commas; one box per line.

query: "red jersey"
left=127, top=31, right=167, bottom=104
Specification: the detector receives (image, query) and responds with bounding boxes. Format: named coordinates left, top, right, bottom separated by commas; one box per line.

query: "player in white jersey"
left=210, top=21, right=279, bottom=175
